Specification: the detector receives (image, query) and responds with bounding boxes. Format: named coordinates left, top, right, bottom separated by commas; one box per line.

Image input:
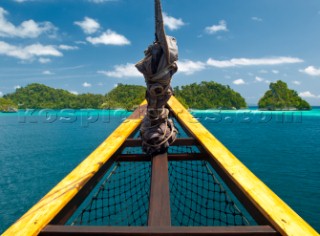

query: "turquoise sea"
left=0, top=108, right=319, bottom=233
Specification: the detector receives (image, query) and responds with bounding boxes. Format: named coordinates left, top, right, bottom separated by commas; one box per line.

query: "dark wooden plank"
left=118, top=153, right=207, bottom=162
left=41, top=225, right=279, bottom=236
left=118, top=154, right=151, bottom=162
left=148, top=153, right=171, bottom=226
left=171, top=137, right=199, bottom=146
left=124, top=138, right=198, bottom=147
left=169, top=153, right=206, bottom=161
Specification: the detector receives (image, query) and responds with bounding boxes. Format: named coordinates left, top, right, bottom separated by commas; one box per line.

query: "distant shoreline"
left=190, top=106, right=320, bottom=112
left=1, top=107, right=319, bottom=116
left=1, top=106, right=320, bottom=112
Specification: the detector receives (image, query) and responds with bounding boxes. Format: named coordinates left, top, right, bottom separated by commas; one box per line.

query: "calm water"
left=0, top=108, right=319, bottom=233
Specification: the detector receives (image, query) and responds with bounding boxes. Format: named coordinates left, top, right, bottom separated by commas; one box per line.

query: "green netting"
left=71, top=161, right=151, bottom=226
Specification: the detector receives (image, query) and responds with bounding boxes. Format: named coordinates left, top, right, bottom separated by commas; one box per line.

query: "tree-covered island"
left=101, top=84, right=146, bottom=110
left=2, top=81, right=248, bottom=111
left=5, top=81, right=312, bottom=111
left=0, top=97, right=18, bottom=112
left=3, top=83, right=145, bottom=110
left=258, top=80, right=311, bottom=110
left=174, top=81, right=247, bottom=109
left=4, top=83, right=105, bottom=109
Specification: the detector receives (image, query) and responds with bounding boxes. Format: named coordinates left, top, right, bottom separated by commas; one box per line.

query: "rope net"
left=169, top=160, right=249, bottom=226
left=72, top=161, right=151, bottom=226
left=71, top=145, right=251, bottom=227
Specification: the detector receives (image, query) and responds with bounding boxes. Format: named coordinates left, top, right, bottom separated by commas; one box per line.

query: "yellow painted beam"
left=167, top=96, right=318, bottom=236
left=3, top=102, right=146, bottom=236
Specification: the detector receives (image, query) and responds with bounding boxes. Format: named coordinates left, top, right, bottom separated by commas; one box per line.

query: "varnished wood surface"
left=148, top=153, right=171, bottom=226
left=124, top=137, right=198, bottom=147
left=40, top=225, right=278, bottom=235
left=117, top=153, right=207, bottom=162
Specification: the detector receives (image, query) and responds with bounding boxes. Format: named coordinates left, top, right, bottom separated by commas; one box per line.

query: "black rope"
left=72, top=161, right=151, bottom=226
left=136, top=0, right=178, bottom=155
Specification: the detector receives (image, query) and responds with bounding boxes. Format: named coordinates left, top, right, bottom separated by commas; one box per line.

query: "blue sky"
left=0, top=0, right=320, bottom=105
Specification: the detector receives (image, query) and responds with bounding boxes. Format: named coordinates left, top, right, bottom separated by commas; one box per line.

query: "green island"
left=3, top=83, right=105, bottom=110
left=174, top=81, right=247, bottom=109
left=1, top=80, right=312, bottom=111
left=0, top=97, right=18, bottom=113
left=258, top=80, right=311, bottom=110
left=2, top=83, right=145, bottom=110
left=1, top=82, right=247, bottom=111
left=101, top=84, right=146, bottom=110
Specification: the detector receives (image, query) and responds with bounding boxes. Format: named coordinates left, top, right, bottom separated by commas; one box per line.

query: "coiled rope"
left=135, top=0, right=178, bottom=155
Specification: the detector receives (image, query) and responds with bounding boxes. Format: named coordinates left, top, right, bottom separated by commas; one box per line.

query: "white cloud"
left=74, top=17, right=100, bottom=34
left=88, top=0, right=117, bottom=3
left=96, top=56, right=304, bottom=79
left=58, top=45, right=79, bottom=50
left=233, top=79, right=245, bottom=85
left=177, top=60, right=206, bottom=75
left=39, top=57, right=51, bottom=64
left=272, top=70, right=279, bottom=74
left=251, top=16, right=263, bottom=22
left=255, top=76, right=264, bottom=82
left=259, top=69, right=268, bottom=74
left=42, top=70, right=54, bottom=75
left=0, top=91, right=3, bottom=97
left=299, top=91, right=318, bottom=98
left=82, top=82, right=92, bottom=87
left=98, top=63, right=141, bottom=78
left=75, top=40, right=87, bottom=45
left=25, top=44, right=62, bottom=57
left=13, top=0, right=33, bottom=2
left=0, top=7, right=56, bottom=38
left=87, top=29, right=130, bottom=46
left=163, top=12, right=185, bottom=31
left=69, top=90, right=79, bottom=95
left=0, top=41, right=63, bottom=60
left=254, top=76, right=272, bottom=84
left=207, top=57, right=303, bottom=68
left=293, top=80, right=301, bottom=85
left=299, top=66, right=320, bottom=76
left=205, top=20, right=228, bottom=34
left=14, top=85, right=21, bottom=89
left=265, top=80, right=271, bottom=84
